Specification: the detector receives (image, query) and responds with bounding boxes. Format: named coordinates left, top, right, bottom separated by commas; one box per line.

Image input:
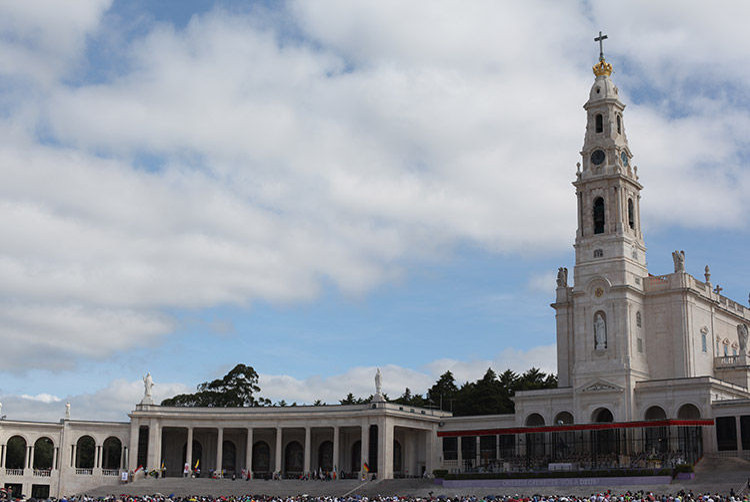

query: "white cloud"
left=19, top=393, right=61, bottom=404
left=0, top=2, right=747, bottom=371
left=0, top=347, right=555, bottom=420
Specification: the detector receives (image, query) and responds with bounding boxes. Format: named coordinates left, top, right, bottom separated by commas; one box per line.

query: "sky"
left=0, top=0, right=749, bottom=422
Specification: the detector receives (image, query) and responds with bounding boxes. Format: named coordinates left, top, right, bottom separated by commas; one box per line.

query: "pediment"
left=579, top=380, right=623, bottom=393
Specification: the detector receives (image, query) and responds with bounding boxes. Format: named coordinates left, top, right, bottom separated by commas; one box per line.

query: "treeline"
left=162, top=364, right=556, bottom=416
left=339, top=368, right=556, bottom=416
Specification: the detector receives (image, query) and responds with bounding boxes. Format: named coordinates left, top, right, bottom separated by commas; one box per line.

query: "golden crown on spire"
left=592, top=58, right=613, bottom=77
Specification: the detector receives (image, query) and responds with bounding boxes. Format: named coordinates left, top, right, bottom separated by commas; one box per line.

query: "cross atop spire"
left=594, top=31, right=608, bottom=62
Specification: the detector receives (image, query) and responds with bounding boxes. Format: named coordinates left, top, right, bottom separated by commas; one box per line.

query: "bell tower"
left=554, top=34, right=650, bottom=421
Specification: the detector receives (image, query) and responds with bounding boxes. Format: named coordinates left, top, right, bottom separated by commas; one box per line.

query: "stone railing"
left=76, top=468, right=94, bottom=475
left=102, top=469, right=120, bottom=476
left=33, top=469, right=51, bottom=477
left=715, top=355, right=745, bottom=368
left=5, top=468, right=24, bottom=476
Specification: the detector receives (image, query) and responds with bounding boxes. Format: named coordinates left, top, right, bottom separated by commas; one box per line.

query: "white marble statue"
left=594, top=312, right=607, bottom=350
left=375, top=368, right=382, bottom=396
left=143, top=372, right=154, bottom=399
left=556, top=267, right=568, bottom=288
left=739, top=324, right=749, bottom=353
left=65, top=402, right=70, bottom=419
left=672, top=250, right=686, bottom=273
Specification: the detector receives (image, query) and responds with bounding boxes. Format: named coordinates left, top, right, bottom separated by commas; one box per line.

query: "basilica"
left=1, top=46, right=749, bottom=499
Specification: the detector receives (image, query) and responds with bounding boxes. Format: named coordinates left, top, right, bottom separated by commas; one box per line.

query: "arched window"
left=701, top=333, right=707, bottom=352
left=595, top=114, right=603, bottom=133
left=617, top=114, right=622, bottom=134
left=76, top=436, right=95, bottom=469
left=5, top=436, right=27, bottom=470
left=34, top=437, right=54, bottom=470
left=102, top=437, right=122, bottom=470
left=636, top=311, right=642, bottom=328
left=628, top=198, right=635, bottom=229
left=593, top=197, right=605, bottom=234
left=645, top=406, right=667, bottom=420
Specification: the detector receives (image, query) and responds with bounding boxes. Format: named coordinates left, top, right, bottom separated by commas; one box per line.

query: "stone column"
left=186, top=427, right=194, bottom=472
left=425, top=430, right=436, bottom=475
left=120, top=446, right=126, bottom=472
left=0, top=444, right=5, bottom=468
left=360, top=422, right=369, bottom=475
left=275, top=427, right=282, bottom=474
left=216, top=428, right=224, bottom=476
left=245, top=428, right=253, bottom=474
left=304, top=426, right=311, bottom=474
left=96, top=445, right=101, bottom=469
left=475, top=436, right=481, bottom=467
left=52, top=447, right=58, bottom=470
left=147, top=421, right=161, bottom=471
left=378, top=420, right=394, bottom=479
left=456, top=437, right=462, bottom=472
left=332, top=426, right=339, bottom=477
left=128, top=421, right=139, bottom=471
left=71, top=444, right=77, bottom=468
left=27, top=445, right=33, bottom=469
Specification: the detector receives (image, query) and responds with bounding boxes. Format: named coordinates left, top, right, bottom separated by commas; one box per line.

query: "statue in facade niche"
left=556, top=267, right=568, bottom=288
left=672, top=250, right=686, bottom=273
left=739, top=324, right=749, bottom=353
left=594, top=312, right=607, bottom=350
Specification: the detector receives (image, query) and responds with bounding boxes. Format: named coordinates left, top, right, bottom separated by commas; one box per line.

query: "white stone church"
left=1, top=47, right=749, bottom=499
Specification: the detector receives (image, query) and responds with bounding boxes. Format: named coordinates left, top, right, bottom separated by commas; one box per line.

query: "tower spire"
left=592, top=31, right=613, bottom=77
left=594, top=31, right=608, bottom=62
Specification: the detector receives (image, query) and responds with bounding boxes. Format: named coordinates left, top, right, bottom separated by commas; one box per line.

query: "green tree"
left=161, top=364, right=271, bottom=407
left=427, top=371, right=458, bottom=411
left=392, top=387, right=427, bottom=407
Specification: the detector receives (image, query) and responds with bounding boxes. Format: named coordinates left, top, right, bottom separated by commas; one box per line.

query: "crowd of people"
left=15, top=491, right=750, bottom=502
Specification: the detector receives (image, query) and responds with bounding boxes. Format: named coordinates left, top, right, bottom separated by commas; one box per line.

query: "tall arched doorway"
left=644, top=406, right=668, bottom=454
left=318, top=440, right=333, bottom=472
left=222, top=440, right=236, bottom=473
left=525, top=413, right=545, bottom=458
left=252, top=441, right=270, bottom=476
left=284, top=441, right=303, bottom=475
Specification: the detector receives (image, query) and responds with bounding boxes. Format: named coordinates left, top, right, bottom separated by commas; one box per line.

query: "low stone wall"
left=439, top=476, right=674, bottom=488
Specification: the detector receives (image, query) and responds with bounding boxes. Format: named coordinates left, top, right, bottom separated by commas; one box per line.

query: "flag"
left=362, top=462, right=369, bottom=473
left=161, top=460, right=165, bottom=470
left=194, top=459, right=200, bottom=469
left=134, top=465, right=143, bottom=474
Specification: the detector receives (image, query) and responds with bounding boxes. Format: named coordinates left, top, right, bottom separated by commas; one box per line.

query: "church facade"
left=1, top=49, right=750, bottom=498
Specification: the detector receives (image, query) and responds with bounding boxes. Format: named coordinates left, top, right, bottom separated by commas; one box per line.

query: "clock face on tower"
left=591, top=149, right=605, bottom=165
left=621, top=151, right=629, bottom=166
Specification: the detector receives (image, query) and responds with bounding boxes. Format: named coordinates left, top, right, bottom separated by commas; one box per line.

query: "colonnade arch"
left=317, top=440, right=333, bottom=471
left=5, top=436, right=27, bottom=470
left=252, top=441, right=271, bottom=474
left=75, top=436, right=96, bottom=469
left=33, top=437, right=54, bottom=470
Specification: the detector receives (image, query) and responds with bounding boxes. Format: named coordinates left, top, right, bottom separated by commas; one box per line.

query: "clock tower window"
left=595, top=114, right=603, bottom=133
left=628, top=198, right=635, bottom=229
left=593, top=197, right=605, bottom=234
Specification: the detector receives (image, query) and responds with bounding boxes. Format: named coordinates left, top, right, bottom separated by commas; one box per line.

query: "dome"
left=587, top=74, right=619, bottom=103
